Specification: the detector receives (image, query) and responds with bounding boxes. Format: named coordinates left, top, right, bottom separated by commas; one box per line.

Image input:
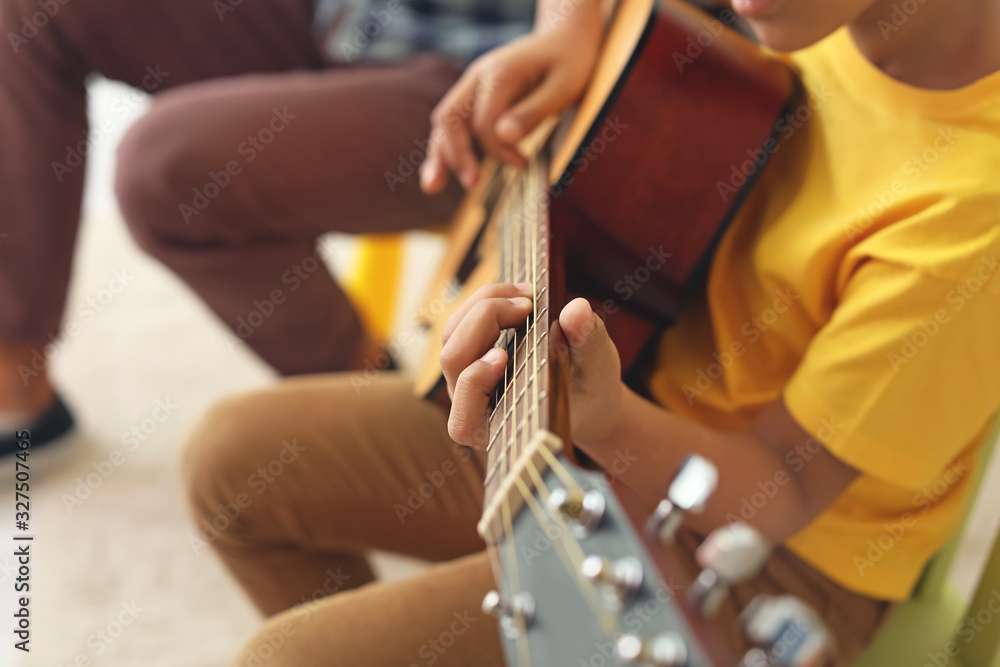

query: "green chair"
left=855, top=424, right=1000, bottom=667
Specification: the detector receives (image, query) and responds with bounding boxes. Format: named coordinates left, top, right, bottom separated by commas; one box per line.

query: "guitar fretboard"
left=480, top=156, right=559, bottom=531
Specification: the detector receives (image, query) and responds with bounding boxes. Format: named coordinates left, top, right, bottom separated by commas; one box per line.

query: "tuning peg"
left=580, top=555, right=643, bottom=610
left=647, top=455, right=718, bottom=544
left=547, top=487, right=606, bottom=538
left=617, top=632, right=689, bottom=667
left=482, top=590, right=535, bottom=639
left=739, top=595, right=834, bottom=666
left=688, top=522, right=771, bottom=617
left=738, top=648, right=771, bottom=667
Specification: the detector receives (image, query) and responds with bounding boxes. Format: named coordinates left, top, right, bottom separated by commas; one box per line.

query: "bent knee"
left=115, top=95, right=252, bottom=250
left=231, top=607, right=313, bottom=667
left=115, top=105, right=195, bottom=244
left=183, top=392, right=274, bottom=531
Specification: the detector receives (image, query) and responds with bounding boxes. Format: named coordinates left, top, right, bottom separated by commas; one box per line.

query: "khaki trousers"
left=184, top=374, right=893, bottom=666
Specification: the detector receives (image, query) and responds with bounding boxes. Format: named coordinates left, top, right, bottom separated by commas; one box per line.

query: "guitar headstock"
left=483, top=455, right=835, bottom=667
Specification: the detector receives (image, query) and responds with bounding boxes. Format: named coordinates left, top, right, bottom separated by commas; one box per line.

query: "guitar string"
left=529, top=153, right=540, bottom=465
left=501, top=499, right=532, bottom=667
left=483, top=338, right=549, bottom=478
left=486, top=320, right=547, bottom=429
left=525, top=158, right=619, bottom=640
left=485, top=154, right=546, bottom=481
left=515, top=467, right=622, bottom=639
left=536, top=445, right=584, bottom=502
left=506, top=173, right=532, bottom=665
left=522, top=157, right=575, bottom=511
left=490, top=157, right=620, bottom=662
left=521, top=156, right=621, bottom=638
left=485, top=515, right=505, bottom=583
left=482, top=170, right=510, bottom=661
left=505, top=165, right=534, bottom=665
left=522, top=158, right=618, bottom=635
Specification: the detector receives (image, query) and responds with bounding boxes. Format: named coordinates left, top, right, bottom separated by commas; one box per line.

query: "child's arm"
left=420, top=0, right=604, bottom=193
left=441, top=287, right=860, bottom=544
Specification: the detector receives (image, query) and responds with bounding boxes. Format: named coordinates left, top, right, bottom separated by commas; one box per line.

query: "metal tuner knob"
left=647, top=455, right=719, bottom=544
left=689, top=522, right=771, bottom=617
left=739, top=595, right=834, bottom=667
left=580, top=555, right=643, bottom=610
left=547, top=487, right=606, bottom=538
left=482, top=590, right=535, bottom=639
left=617, top=632, right=689, bottom=667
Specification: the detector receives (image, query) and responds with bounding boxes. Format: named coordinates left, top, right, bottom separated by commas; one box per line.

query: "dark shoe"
left=1, top=394, right=77, bottom=480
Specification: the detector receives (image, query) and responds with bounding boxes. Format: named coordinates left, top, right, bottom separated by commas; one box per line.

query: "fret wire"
left=485, top=162, right=555, bottom=492
left=486, top=357, right=549, bottom=452
left=485, top=297, right=549, bottom=449
left=485, top=323, right=547, bottom=425
left=487, top=355, right=532, bottom=426
left=488, top=159, right=544, bottom=487
left=486, top=387, right=549, bottom=481
left=483, top=404, right=540, bottom=485
left=484, top=306, right=549, bottom=443
left=492, top=326, right=511, bottom=414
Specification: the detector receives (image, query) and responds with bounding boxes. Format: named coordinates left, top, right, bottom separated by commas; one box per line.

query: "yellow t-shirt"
left=647, top=27, right=1000, bottom=601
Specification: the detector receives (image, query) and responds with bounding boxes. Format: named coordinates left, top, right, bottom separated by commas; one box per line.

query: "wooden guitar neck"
left=477, top=157, right=571, bottom=539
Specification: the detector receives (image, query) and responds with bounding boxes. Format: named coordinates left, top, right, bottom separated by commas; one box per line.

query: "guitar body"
left=414, top=0, right=798, bottom=664
left=415, top=0, right=795, bottom=395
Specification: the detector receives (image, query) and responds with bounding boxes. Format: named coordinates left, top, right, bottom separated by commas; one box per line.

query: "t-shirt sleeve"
left=783, top=258, right=1000, bottom=490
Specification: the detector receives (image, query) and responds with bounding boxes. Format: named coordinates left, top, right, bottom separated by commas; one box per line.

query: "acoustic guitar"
left=413, top=0, right=817, bottom=664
